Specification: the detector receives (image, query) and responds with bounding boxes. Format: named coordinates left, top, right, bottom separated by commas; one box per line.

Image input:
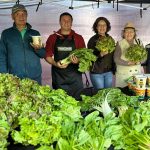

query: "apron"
left=52, top=35, right=83, bottom=98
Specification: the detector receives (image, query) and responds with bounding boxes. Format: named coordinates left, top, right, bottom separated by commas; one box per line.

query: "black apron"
left=52, top=35, right=83, bottom=98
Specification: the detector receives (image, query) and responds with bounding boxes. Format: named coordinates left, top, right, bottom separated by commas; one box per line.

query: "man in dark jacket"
left=0, top=4, right=45, bottom=84
left=45, top=12, right=85, bottom=98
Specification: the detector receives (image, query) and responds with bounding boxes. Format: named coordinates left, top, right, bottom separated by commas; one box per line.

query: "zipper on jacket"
left=14, top=25, right=29, bottom=78
left=22, top=35, right=28, bottom=77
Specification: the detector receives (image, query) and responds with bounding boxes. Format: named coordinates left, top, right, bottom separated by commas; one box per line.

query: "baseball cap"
left=12, top=4, right=27, bottom=14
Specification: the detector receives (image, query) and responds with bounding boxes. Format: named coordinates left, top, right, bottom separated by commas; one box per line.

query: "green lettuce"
left=95, top=36, right=115, bottom=53
left=125, top=44, right=147, bottom=62
left=60, top=48, right=97, bottom=72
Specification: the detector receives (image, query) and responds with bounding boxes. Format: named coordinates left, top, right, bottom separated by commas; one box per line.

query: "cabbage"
left=95, top=36, right=115, bottom=53
left=125, top=44, right=147, bottom=62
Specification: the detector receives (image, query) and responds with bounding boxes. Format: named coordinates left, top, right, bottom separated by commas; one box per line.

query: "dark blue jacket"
left=0, top=23, right=46, bottom=84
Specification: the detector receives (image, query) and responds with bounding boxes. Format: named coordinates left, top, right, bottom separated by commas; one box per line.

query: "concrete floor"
left=0, top=0, right=150, bottom=86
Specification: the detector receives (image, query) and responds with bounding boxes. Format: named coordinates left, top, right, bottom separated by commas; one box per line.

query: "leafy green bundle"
left=2, top=73, right=150, bottom=150
left=125, top=44, right=147, bottom=62
left=60, top=48, right=97, bottom=72
left=80, top=88, right=139, bottom=113
left=95, top=36, right=115, bottom=53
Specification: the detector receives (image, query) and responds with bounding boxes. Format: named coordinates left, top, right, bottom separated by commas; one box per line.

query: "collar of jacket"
left=54, top=29, right=75, bottom=40
left=13, top=22, right=32, bottom=30
left=96, top=33, right=109, bottom=38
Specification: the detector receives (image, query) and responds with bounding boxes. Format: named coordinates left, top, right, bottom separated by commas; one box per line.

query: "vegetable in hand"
left=125, top=44, right=147, bottom=62
left=95, top=36, right=115, bottom=53
left=60, top=48, right=97, bottom=72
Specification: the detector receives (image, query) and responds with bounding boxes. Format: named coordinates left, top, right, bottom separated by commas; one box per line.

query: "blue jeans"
left=90, top=72, right=113, bottom=89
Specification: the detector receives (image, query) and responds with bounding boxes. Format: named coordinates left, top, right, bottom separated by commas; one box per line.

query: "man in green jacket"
left=0, top=4, right=45, bottom=84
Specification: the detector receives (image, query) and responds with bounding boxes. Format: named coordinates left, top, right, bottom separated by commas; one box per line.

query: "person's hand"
left=70, top=55, right=79, bottom=64
left=100, top=51, right=108, bottom=57
left=56, top=61, right=68, bottom=69
left=30, top=43, right=43, bottom=50
left=128, top=61, right=136, bottom=65
left=135, top=62, right=140, bottom=65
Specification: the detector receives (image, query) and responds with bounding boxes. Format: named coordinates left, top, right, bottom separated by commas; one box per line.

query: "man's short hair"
left=12, top=4, right=27, bottom=14
left=59, top=12, right=73, bottom=22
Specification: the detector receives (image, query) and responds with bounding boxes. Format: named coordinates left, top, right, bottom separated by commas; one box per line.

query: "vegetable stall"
left=0, top=73, right=150, bottom=150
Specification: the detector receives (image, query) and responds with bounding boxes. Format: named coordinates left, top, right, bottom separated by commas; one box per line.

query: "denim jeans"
left=90, top=71, right=113, bottom=90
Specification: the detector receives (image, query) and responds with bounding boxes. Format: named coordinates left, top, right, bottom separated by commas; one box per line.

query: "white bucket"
left=136, top=76, right=147, bottom=89
left=32, top=36, right=42, bottom=46
left=133, top=74, right=144, bottom=84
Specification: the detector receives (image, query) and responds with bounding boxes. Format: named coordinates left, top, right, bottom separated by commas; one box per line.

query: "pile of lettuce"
left=0, top=73, right=82, bottom=150
left=125, top=44, right=147, bottom=62
left=80, top=88, right=150, bottom=150
left=1, top=73, right=150, bottom=150
left=95, top=36, right=116, bottom=53
left=80, top=88, right=139, bottom=113
left=60, top=48, right=97, bottom=72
